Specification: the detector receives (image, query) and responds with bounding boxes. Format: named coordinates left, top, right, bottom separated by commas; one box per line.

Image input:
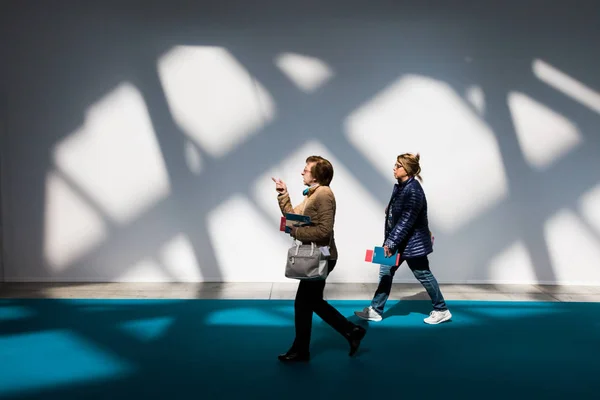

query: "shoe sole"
left=354, top=311, right=382, bottom=322
left=423, top=314, right=452, bottom=325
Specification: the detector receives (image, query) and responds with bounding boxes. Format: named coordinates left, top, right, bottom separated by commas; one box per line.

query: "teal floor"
left=0, top=298, right=598, bottom=399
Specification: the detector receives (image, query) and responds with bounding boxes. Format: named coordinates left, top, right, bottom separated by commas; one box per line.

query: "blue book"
left=365, top=246, right=401, bottom=266
left=280, top=213, right=312, bottom=233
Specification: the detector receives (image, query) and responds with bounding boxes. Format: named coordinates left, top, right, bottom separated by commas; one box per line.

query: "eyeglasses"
left=394, top=163, right=404, bottom=169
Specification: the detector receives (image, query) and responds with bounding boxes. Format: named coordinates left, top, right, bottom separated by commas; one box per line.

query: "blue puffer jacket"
left=383, top=177, right=433, bottom=258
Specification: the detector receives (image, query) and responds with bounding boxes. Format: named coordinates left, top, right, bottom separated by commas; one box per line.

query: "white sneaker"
left=424, top=310, right=452, bottom=325
left=354, top=306, right=383, bottom=322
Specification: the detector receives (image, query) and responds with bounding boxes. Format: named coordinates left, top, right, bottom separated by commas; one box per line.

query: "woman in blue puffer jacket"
left=354, top=153, right=452, bottom=324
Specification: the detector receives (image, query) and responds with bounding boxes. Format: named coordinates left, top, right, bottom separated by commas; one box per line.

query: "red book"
left=280, top=216, right=287, bottom=232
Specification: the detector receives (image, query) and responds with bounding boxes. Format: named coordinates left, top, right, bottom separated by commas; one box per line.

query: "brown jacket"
left=277, top=185, right=338, bottom=260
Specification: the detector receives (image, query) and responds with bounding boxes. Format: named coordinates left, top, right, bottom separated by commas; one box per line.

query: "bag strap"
left=292, top=241, right=315, bottom=256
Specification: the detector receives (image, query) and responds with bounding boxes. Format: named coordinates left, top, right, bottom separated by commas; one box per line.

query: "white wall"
left=2, top=1, right=600, bottom=284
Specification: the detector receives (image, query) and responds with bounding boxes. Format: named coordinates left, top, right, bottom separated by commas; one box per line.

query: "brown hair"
left=306, top=155, right=334, bottom=186
left=397, top=153, right=422, bottom=182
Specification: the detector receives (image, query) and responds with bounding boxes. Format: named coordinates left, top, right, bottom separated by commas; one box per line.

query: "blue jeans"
left=370, top=255, right=447, bottom=315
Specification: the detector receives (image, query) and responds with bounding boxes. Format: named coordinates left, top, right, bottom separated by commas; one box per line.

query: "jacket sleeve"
left=384, top=186, right=424, bottom=252
left=294, top=192, right=334, bottom=243
left=277, top=193, right=306, bottom=216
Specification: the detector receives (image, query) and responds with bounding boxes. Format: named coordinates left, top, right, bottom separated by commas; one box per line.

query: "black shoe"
left=347, top=325, right=366, bottom=357
left=278, top=350, right=310, bottom=362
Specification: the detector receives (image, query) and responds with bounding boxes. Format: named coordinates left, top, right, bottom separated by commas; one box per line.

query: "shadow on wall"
left=1, top=0, right=600, bottom=285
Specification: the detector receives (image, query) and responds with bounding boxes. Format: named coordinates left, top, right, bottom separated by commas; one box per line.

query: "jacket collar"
left=398, top=176, right=414, bottom=188
left=394, top=177, right=414, bottom=193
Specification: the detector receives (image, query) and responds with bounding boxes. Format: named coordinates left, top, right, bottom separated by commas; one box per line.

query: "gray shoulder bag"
left=284, top=193, right=332, bottom=280
left=285, top=240, right=331, bottom=280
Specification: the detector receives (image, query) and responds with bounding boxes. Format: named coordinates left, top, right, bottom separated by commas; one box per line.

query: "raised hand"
left=271, top=177, right=288, bottom=195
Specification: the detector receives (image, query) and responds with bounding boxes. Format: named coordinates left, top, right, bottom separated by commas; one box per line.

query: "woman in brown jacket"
left=272, top=155, right=366, bottom=362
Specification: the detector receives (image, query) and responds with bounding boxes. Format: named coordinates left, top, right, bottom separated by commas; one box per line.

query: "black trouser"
left=292, top=260, right=355, bottom=352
